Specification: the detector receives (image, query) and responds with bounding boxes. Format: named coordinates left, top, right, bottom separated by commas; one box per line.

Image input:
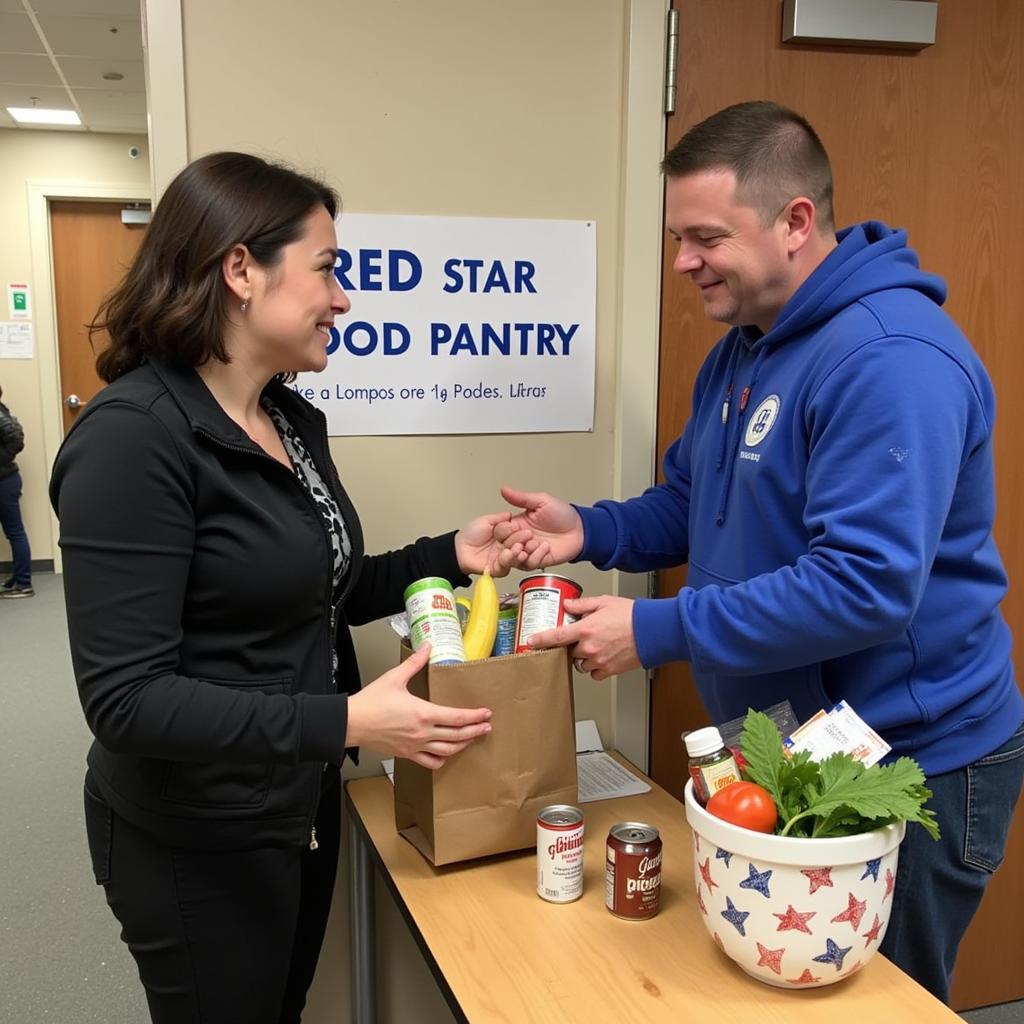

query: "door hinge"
left=664, top=7, right=679, bottom=115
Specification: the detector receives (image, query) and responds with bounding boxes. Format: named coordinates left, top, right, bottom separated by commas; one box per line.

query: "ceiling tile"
left=73, top=86, right=144, bottom=116
left=0, top=53, right=61, bottom=85
left=80, top=114, right=145, bottom=133
left=35, top=15, right=143, bottom=60
left=53, top=55, right=143, bottom=89
left=0, top=81, right=71, bottom=107
left=0, top=13, right=45, bottom=53
left=27, top=0, right=141, bottom=17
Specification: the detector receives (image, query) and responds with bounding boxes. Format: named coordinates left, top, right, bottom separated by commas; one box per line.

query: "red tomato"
left=706, top=781, right=778, bottom=834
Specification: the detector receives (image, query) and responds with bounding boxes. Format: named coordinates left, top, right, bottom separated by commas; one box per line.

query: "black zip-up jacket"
left=0, top=399, right=25, bottom=479
left=49, top=359, right=468, bottom=849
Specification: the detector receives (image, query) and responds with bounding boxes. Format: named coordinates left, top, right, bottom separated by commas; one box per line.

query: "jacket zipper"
left=195, top=426, right=334, bottom=851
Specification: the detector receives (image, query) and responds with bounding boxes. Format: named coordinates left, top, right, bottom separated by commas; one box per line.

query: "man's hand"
left=526, top=595, right=639, bottom=681
left=346, top=644, right=493, bottom=769
left=454, top=511, right=513, bottom=576
left=493, top=486, right=585, bottom=570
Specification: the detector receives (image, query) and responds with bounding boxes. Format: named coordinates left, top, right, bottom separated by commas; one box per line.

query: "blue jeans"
left=0, top=470, right=31, bottom=586
left=879, top=720, right=1024, bottom=1002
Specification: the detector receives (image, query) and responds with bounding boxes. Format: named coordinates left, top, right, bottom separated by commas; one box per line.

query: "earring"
left=240, top=296, right=250, bottom=313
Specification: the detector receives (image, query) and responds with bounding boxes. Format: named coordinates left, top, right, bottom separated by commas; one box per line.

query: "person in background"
left=495, top=100, right=1024, bottom=1002
left=0, top=382, right=33, bottom=599
left=50, top=152, right=508, bottom=1024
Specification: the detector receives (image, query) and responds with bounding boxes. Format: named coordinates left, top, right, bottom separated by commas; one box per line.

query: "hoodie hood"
left=763, top=220, right=947, bottom=350
left=711, top=222, right=949, bottom=524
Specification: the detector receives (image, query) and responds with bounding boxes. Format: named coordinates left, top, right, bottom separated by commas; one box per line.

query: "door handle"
left=65, top=394, right=82, bottom=409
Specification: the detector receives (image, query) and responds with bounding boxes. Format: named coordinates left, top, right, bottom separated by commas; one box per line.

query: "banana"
left=462, top=568, right=499, bottom=660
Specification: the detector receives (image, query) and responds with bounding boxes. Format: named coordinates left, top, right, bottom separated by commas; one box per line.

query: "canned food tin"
left=537, top=804, right=584, bottom=904
left=605, top=822, right=662, bottom=920
left=403, top=577, right=465, bottom=665
left=515, top=573, right=583, bottom=653
left=490, top=596, right=519, bottom=656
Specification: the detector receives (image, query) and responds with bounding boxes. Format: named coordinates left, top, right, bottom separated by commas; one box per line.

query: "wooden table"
left=344, top=758, right=961, bottom=1023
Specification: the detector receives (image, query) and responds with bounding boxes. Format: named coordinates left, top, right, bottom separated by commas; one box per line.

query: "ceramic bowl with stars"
left=684, top=780, right=905, bottom=989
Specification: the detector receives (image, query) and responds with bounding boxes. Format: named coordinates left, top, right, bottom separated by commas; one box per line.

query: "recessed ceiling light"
left=6, top=107, right=81, bottom=126
left=102, top=71, right=124, bottom=81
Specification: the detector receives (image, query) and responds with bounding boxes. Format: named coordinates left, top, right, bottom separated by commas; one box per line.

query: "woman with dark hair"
left=50, top=152, right=504, bottom=1023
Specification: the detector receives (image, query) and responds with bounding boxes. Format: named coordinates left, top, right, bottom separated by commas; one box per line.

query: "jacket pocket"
left=83, top=773, right=112, bottom=884
left=160, top=676, right=293, bottom=810
left=964, top=723, right=1024, bottom=873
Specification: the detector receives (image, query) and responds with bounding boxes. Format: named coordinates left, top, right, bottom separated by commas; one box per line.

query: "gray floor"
left=965, top=1007, right=1024, bottom=1024
left=2, top=572, right=1022, bottom=1023
left=1, top=572, right=146, bottom=1022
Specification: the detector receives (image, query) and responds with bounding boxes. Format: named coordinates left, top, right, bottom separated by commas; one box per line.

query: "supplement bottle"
left=684, top=726, right=740, bottom=806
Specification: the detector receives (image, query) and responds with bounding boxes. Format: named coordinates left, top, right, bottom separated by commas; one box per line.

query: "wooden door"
left=50, top=201, right=147, bottom=434
left=650, top=0, right=1024, bottom=1009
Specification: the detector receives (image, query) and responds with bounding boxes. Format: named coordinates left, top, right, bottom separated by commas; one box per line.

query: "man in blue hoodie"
left=496, top=101, right=1024, bottom=1001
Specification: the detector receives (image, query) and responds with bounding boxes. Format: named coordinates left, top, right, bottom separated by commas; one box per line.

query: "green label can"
left=403, top=577, right=465, bottom=665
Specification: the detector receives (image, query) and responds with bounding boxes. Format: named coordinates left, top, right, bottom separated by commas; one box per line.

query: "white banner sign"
left=293, top=214, right=596, bottom=435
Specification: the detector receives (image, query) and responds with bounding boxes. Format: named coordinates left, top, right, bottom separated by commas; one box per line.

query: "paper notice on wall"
left=7, top=283, right=31, bottom=320
left=293, top=213, right=597, bottom=435
left=0, top=322, right=33, bottom=358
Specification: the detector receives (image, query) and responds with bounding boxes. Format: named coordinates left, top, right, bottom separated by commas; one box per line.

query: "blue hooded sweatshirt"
left=578, top=222, right=1023, bottom=775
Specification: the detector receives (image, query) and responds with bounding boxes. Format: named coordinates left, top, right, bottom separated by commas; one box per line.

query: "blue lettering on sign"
left=330, top=321, right=411, bottom=356
left=430, top=322, right=577, bottom=355
left=442, top=258, right=537, bottom=293
left=335, top=249, right=422, bottom=292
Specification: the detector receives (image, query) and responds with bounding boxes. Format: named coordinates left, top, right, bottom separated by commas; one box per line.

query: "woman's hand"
left=345, top=644, right=492, bottom=769
left=454, top=511, right=513, bottom=577
left=492, top=486, right=585, bottom=570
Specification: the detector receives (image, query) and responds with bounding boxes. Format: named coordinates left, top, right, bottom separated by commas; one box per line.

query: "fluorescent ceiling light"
left=6, top=107, right=81, bottom=126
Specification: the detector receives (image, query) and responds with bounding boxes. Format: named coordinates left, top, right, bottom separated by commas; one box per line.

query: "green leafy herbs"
left=739, top=709, right=940, bottom=840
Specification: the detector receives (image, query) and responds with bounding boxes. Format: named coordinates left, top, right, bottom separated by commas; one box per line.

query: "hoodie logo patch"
left=744, top=394, right=780, bottom=448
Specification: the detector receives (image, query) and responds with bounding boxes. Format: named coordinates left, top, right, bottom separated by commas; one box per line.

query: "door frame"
left=609, top=0, right=671, bottom=771
left=28, top=182, right=151, bottom=572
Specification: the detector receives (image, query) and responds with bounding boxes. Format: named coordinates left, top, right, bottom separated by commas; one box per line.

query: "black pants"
left=83, top=769, right=341, bottom=1024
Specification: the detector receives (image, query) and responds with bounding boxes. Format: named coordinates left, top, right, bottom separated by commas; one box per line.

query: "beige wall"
left=176, top=2, right=660, bottom=1021
left=182, top=0, right=632, bottom=746
left=0, top=129, right=150, bottom=568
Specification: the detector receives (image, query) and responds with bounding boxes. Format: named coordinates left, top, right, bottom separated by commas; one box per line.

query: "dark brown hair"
left=661, top=100, right=834, bottom=232
left=93, top=152, right=338, bottom=382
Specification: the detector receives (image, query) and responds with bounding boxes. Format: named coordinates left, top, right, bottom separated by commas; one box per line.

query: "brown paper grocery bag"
left=393, top=646, right=577, bottom=866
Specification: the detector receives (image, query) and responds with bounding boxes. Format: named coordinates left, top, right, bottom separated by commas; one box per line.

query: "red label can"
left=537, top=805, right=584, bottom=903
left=514, top=573, right=583, bottom=653
left=605, top=822, right=662, bottom=920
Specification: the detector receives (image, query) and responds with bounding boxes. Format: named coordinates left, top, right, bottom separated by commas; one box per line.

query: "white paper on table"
left=575, top=751, right=651, bottom=802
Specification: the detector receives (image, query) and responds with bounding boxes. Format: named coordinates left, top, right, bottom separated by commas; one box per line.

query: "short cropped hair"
left=661, top=100, right=834, bottom=232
